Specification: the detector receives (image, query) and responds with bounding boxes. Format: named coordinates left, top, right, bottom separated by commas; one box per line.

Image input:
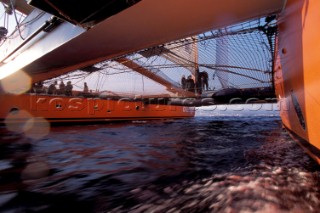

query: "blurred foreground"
left=0, top=105, right=319, bottom=212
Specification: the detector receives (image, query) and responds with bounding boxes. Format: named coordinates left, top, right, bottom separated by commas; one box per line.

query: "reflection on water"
left=0, top=105, right=319, bottom=212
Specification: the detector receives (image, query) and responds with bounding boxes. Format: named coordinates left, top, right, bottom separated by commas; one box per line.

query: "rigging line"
left=135, top=55, right=157, bottom=69
left=260, top=33, right=274, bottom=70
left=139, top=62, right=269, bottom=74
left=141, top=75, right=144, bottom=91
left=3, top=13, right=43, bottom=40
left=203, top=64, right=270, bottom=73
left=95, top=71, right=102, bottom=91
left=9, top=0, right=24, bottom=40
left=234, top=35, right=264, bottom=76
left=102, top=70, right=133, bottom=76
left=215, top=73, right=239, bottom=89
left=95, top=71, right=101, bottom=91
left=106, top=68, right=134, bottom=75
left=238, top=82, right=271, bottom=87
left=160, top=49, right=197, bottom=67
left=202, top=65, right=268, bottom=83
left=116, top=18, right=270, bottom=64
left=166, top=29, right=240, bottom=51
left=6, top=11, right=8, bottom=28
left=99, top=69, right=108, bottom=91
left=0, top=10, right=4, bottom=26
left=17, top=11, right=45, bottom=28
left=100, top=70, right=108, bottom=91
left=140, top=43, right=268, bottom=87
left=168, top=26, right=260, bottom=51
left=229, top=35, right=252, bottom=69
left=229, top=35, right=256, bottom=70
left=164, top=43, right=268, bottom=78
left=102, top=64, right=129, bottom=71
left=73, top=72, right=92, bottom=85
left=49, top=71, right=92, bottom=85
left=134, top=39, right=192, bottom=65
left=141, top=64, right=195, bottom=70
left=248, top=33, right=265, bottom=72
left=132, top=25, right=248, bottom=62
left=18, top=11, right=24, bottom=23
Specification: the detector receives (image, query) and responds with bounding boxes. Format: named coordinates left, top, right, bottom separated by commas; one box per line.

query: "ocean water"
left=0, top=104, right=319, bottom=212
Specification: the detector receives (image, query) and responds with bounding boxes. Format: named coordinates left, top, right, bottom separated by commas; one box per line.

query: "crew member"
left=186, top=75, right=195, bottom=93
left=181, top=75, right=186, bottom=90
left=47, top=81, right=57, bottom=95
left=58, top=80, right=65, bottom=95
left=201, top=71, right=209, bottom=91
left=65, top=81, right=73, bottom=96
left=34, top=81, right=44, bottom=93
left=83, top=82, right=89, bottom=94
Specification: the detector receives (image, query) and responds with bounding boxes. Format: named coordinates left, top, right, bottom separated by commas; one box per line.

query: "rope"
left=9, top=0, right=25, bottom=40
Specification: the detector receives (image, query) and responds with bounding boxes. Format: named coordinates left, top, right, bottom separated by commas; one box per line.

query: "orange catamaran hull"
left=0, top=93, right=195, bottom=123
left=275, top=0, right=320, bottom=163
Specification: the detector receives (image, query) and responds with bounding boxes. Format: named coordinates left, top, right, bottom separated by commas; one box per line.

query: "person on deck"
left=65, top=81, right=73, bottom=96
left=186, top=75, right=195, bottom=93
left=201, top=71, right=209, bottom=91
left=58, top=80, right=66, bottom=95
left=34, top=81, right=44, bottom=93
left=83, top=82, right=89, bottom=94
left=47, top=81, right=57, bottom=95
left=181, top=75, right=186, bottom=90
left=58, top=81, right=65, bottom=95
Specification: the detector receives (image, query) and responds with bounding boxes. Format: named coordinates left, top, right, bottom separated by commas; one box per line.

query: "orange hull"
left=0, top=93, right=195, bottom=124
left=275, top=0, right=320, bottom=163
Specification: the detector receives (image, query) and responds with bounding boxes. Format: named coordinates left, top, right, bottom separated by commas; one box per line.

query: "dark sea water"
left=0, top=104, right=319, bottom=212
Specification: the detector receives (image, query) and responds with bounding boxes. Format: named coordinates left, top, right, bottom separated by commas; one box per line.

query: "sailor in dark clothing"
left=47, top=81, right=57, bottom=95
left=186, top=75, right=195, bottom=93
left=34, top=81, right=44, bottom=93
left=200, top=71, right=209, bottom=91
left=58, top=81, right=65, bottom=95
left=65, top=81, right=73, bottom=96
left=83, top=82, right=89, bottom=94
left=181, top=75, right=186, bottom=90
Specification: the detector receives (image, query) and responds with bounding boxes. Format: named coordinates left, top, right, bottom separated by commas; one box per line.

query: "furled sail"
left=215, top=29, right=229, bottom=89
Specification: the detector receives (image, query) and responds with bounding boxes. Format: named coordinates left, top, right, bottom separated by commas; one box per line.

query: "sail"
left=215, top=30, right=229, bottom=89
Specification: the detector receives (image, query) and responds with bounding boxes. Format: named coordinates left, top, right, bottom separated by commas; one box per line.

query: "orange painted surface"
left=276, top=0, right=320, bottom=163
left=0, top=93, right=195, bottom=123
